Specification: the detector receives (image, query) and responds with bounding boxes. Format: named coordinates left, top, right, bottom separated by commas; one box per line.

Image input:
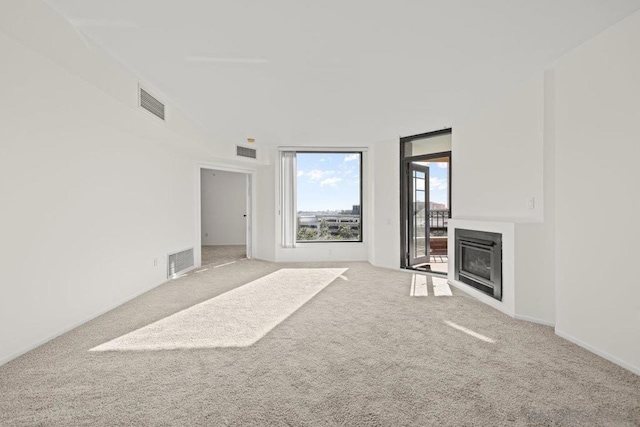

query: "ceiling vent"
left=237, top=145, right=257, bottom=159
left=139, top=87, right=165, bottom=121
left=167, top=248, right=194, bottom=278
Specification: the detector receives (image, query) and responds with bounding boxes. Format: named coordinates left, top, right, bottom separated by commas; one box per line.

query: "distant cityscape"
left=295, top=202, right=449, bottom=242
left=429, top=201, right=447, bottom=210
left=297, top=205, right=361, bottom=241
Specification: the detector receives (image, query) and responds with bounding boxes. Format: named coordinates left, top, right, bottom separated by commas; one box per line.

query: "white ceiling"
left=46, top=0, right=640, bottom=147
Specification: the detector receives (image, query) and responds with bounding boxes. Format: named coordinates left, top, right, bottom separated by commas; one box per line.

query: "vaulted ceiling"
left=46, top=0, right=640, bottom=147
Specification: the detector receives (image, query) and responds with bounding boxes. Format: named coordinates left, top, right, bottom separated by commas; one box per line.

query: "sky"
left=296, top=153, right=449, bottom=212
left=296, top=153, right=361, bottom=212
left=419, top=161, right=449, bottom=207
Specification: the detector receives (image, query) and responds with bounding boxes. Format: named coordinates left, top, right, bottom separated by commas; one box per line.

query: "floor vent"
left=167, top=248, right=194, bottom=278
left=237, top=145, right=257, bottom=159
left=139, top=87, right=165, bottom=121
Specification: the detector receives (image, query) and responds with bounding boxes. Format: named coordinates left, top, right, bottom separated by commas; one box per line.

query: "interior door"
left=408, top=162, right=430, bottom=267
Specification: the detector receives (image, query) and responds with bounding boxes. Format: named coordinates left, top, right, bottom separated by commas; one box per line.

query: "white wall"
left=253, top=156, right=277, bottom=262
left=511, top=70, right=557, bottom=325
left=449, top=73, right=556, bottom=326
left=554, top=10, right=640, bottom=374
left=0, top=0, right=263, bottom=365
left=514, top=223, right=555, bottom=325
left=452, top=76, right=545, bottom=221
left=201, top=170, right=247, bottom=246
left=370, top=140, right=401, bottom=269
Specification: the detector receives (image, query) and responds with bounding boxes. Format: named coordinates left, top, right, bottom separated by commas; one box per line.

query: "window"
left=297, top=152, right=362, bottom=242
left=281, top=151, right=362, bottom=244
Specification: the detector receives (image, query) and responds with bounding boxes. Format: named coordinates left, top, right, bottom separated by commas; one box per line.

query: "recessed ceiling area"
left=45, top=0, right=640, bottom=146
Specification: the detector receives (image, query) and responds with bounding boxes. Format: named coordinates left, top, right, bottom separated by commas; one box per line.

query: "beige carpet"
left=201, top=245, right=246, bottom=266
left=0, top=261, right=638, bottom=426
left=91, top=268, right=348, bottom=350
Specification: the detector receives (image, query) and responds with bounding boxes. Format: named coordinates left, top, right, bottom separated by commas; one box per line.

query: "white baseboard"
left=555, top=329, right=640, bottom=376
left=0, top=277, right=170, bottom=367
left=514, top=314, right=555, bottom=327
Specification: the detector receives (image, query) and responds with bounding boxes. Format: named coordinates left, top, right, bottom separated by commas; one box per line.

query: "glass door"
left=408, top=162, right=429, bottom=267
left=399, top=128, right=452, bottom=275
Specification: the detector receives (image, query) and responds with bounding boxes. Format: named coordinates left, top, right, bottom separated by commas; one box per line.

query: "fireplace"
left=454, top=229, right=502, bottom=301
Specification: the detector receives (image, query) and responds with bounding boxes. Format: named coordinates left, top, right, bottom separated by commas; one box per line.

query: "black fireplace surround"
left=454, top=229, right=503, bottom=301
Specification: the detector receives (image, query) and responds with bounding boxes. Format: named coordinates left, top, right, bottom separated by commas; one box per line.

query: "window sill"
left=294, top=241, right=366, bottom=248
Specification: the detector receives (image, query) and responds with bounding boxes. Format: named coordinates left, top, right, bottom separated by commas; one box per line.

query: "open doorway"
left=400, top=129, right=452, bottom=276
left=199, top=167, right=253, bottom=267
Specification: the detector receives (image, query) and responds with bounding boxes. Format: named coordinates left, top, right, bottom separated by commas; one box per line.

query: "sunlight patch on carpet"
left=445, top=320, right=495, bottom=343
left=410, top=274, right=452, bottom=297
left=410, top=274, right=428, bottom=296
left=432, top=277, right=452, bottom=296
left=90, top=268, right=347, bottom=351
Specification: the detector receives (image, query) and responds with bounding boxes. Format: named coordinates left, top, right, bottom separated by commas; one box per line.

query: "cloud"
left=320, top=177, right=342, bottom=187
left=430, top=176, right=448, bottom=190
left=298, top=169, right=335, bottom=182
left=308, top=170, right=333, bottom=181
left=344, top=153, right=359, bottom=162
left=437, top=162, right=448, bottom=169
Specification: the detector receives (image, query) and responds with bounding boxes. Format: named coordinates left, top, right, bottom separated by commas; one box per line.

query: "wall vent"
left=167, top=248, right=194, bottom=278
left=139, top=87, right=165, bottom=121
left=236, top=145, right=257, bottom=159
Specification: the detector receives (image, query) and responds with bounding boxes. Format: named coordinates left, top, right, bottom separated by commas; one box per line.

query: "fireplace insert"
left=454, top=229, right=502, bottom=301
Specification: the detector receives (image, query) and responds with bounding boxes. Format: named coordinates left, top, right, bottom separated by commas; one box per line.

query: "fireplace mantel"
left=448, top=219, right=515, bottom=316
left=447, top=218, right=554, bottom=325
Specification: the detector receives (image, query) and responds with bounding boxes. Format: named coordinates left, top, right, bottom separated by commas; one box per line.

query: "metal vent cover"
left=139, top=87, right=165, bottom=120
left=236, top=145, right=257, bottom=159
left=167, top=248, right=194, bottom=278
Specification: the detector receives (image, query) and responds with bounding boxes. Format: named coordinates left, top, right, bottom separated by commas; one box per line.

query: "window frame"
left=295, top=151, right=364, bottom=244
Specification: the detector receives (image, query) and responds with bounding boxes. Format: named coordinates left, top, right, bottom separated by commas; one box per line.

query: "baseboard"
left=0, top=277, right=170, bottom=367
left=555, top=329, right=640, bottom=376
left=514, top=314, right=555, bottom=327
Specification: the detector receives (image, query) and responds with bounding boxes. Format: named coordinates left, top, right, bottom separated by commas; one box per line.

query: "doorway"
left=400, top=129, right=452, bottom=276
left=198, top=166, right=254, bottom=267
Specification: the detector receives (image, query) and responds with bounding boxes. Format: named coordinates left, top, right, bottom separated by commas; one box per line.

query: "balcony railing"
left=429, top=209, right=450, bottom=236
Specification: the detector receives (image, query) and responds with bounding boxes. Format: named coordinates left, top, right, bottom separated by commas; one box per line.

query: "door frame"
left=195, top=162, right=257, bottom=268
left=400, top=128, right=453, bottom=272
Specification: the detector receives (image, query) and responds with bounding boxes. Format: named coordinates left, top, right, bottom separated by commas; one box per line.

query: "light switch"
left=527, top=198, right=535, bottom=210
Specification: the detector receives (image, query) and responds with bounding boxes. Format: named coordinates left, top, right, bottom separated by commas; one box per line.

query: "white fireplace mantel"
left=448, top=218, right=555, bottom=325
